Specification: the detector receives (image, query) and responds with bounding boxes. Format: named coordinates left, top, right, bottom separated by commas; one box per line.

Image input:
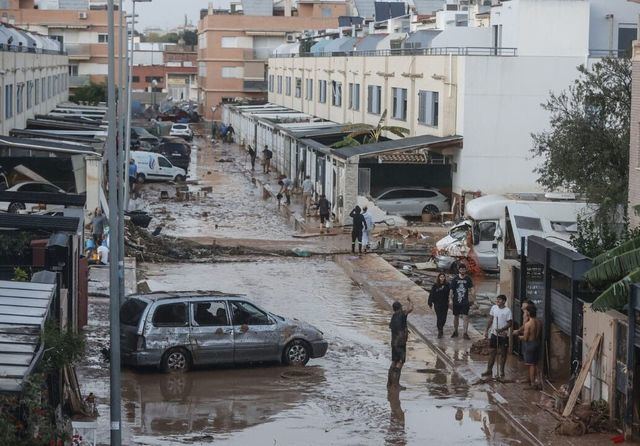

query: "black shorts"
left=522, top=340, right=540, bottom=365
left=452, top=304, right=470, bottom=316
left=391, top=343, right=406, bottom=363
left=320, top=213, right=329, bottom=224
left=490, top=334, right=509, bottom=349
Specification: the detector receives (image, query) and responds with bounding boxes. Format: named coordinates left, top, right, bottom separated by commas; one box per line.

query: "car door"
left=473, top=220, right=499, bottom=271
left=376, top=190, right=402, bottom=214
left=156, top=155, right=175, bottom=179
left=189, top=301, right=234, bottom=365
left=230, top=301, right=280, bottom=363
left=146, top=302, right=191, bottom=357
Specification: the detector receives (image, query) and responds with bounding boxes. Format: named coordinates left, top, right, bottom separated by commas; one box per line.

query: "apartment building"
left=630, top=41, right=640, bottom=228
left=267, top=0, right=639, bottom=205
left=2, top=0, right=125, bottom=89
left=197, top=0, right=348, bottom=120
left=0, top=24, right=69, bottom=135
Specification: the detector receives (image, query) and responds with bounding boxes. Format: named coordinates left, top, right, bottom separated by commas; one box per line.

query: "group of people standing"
left=388, top=265, right=543, bottom=390
left=349, top=205, right=374, bottom=254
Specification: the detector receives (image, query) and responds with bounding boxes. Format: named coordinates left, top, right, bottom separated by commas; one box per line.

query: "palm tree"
left=331, top=109, right=410, bottom=148
left=584, top=236, right=640, bottom=311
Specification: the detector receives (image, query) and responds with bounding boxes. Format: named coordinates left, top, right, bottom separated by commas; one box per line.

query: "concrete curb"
left=335, top=254, right=543, bottom=446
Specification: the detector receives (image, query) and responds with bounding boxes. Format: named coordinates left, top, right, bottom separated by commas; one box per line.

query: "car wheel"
left=283, top=340, right=310, bottom=366
left=174, top=174, right=186, bottom=183
left=422, top=204, right=439, bottom=215
left=8, top=202, right=26, bottom=213
left=136, top=173, right=146, bottom=184
left=161, top=348, right=191, bottom=373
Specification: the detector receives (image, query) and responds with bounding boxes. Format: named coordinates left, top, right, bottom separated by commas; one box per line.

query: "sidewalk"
left=336, top=254, right=613, bottom=446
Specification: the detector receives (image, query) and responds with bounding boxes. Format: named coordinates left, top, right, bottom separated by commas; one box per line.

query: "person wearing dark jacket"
left=318, top=195, right=331, bottom=232
left=428, top=273, right=450, bottom=339
left=349, top=206, right=367, bottom=254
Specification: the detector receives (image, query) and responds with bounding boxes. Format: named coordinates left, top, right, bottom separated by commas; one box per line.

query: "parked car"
left=155, top=140, right=191, bottom=171
left=120, top=292, right=328, bottom=372
left=131, top=151, right=186, bottom=183
left=169, top=123, right=193, bottom=141
left=0, top=181, right=66, bottom=213
left=373, top=187, right=449, bottom=217
left=131, top=126, right=160, bottom=148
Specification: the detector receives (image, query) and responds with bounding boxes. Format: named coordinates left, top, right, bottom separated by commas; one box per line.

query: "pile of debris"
left=377, top=228, right=433, bottom=252
left=124, top=221, right=293, bottom=262
left=554, top=400, right=614, bottom=436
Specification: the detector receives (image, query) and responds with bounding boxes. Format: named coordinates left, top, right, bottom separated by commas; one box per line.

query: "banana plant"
left=331, top=110, right=410, bottom=148
left=585, top=235, right=640, bottom=311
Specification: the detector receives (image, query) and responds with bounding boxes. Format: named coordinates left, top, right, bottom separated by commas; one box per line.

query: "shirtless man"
left=519, top=304, right=542, bottom=389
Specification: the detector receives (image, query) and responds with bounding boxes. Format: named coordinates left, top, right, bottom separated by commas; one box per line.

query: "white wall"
left=589, top=0, right=640, bottom=53
left=491, top=0, right=590, bottom=57
left=430, top=27, right=492, bottom=47
left=454, top=55, right=585, bottom=195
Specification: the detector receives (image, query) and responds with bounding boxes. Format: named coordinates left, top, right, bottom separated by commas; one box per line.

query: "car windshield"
left=450, top=225, right=470, bottom=241
left=120, top=298, right=148, bottom=326
left=173, top=125, right=187, bottom=130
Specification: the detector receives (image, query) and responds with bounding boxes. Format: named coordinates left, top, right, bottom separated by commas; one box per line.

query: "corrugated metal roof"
left=0, top=214, right=81, bottom=233
left=404, top=29, right=441, bottom=47
left=0, top=281, right=54, bottom=393
left=0, top=136, right=97, bottom=155
left=355, top=34, right=387, bottom=51
left=310, top=39, right=332, bottom=54
left=323, top=36, right=358, bottom=53
left=332, top=134, right=463, bottom=159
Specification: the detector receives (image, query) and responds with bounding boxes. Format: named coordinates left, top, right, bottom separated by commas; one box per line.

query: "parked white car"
left=0, top=181, right=66, bottom=213
left=373, top=187, right=449, bottom=217
left=169, top=123, right=193, bottom=141
left=131, top=151, right=186, bottom=183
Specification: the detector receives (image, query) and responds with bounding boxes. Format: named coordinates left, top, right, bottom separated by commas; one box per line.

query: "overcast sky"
left=124, top=0, right=231, bottom=31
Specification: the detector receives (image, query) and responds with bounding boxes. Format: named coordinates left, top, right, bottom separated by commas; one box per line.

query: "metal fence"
left=272, top=46, right=518, bottom=59
left=0, top=43, right=65, bottom=55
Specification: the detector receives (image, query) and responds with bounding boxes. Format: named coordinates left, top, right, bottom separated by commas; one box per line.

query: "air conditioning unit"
left=78, top=12, right=88, bottom=20
left=286, top=34, right=296, bottom=43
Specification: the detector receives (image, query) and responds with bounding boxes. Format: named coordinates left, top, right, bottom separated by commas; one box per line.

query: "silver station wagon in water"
left=120, top=292, right=328, bottom=372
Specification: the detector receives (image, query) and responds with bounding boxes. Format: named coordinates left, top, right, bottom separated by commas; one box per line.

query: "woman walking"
left=428, top=273, right=451, bottom=339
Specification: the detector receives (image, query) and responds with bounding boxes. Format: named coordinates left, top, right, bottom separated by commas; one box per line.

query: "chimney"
left=284, top=0, right=292, bottom=17
left=208, top=2, right=213, bottom=15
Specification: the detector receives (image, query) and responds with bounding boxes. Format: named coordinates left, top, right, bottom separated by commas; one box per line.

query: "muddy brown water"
left=78, top=258, right=526, bottom=445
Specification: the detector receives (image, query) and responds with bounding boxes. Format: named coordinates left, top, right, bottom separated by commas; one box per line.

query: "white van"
left=435, top=194, right=593, bottom=272
left=131, top=151, right=186, bottom=183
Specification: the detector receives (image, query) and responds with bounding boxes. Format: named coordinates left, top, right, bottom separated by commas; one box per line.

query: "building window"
left=277, top=75, right=283, bottom=94
left=348, top=82, right=360, bottom=111
left=198, top=62, right=207, bottom=78
left=305, top=78, right=313, bottom=100
left=132, top=76, right=140, bottom=82
left=392, top=87, right=407, bottom=121
left=34, top=79, right=40, bottom=105
left=367, top=85, right=381, bottom=115
left=98, top=34, right=108, bottom=43
left=69, top=65, right=79, bottom=77
left=16, top=84, right=24, bottom=114
left=27, top=81, right=33, bottom=109
left=41, top=78, right=46, bottom=102
left=268, top=74, right=274, bottom=92
left=331, top=81, right=342, bottom=107
left=285, top=76, right=292, bottom=96
left=418, top=90, right=439, bottom=127
left=5, top=84, right=13, bottom=119
left=47, top=76, right=52, bottom=99
left=295, top=78, right=302, bottom=98
left=221, top=67, right=243, bottom=78
left=145, top=76, right=163, bottom=83
left=318, top=80, right=327, bottom=103
left=220, top=36, right=238, bottom=48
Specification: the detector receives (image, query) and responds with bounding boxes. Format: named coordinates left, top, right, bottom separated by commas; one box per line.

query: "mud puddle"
left=77, top=258, right=526, bottom=445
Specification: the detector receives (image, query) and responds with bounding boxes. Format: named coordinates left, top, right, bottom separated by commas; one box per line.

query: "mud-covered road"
left=78, top=139, right=526, bottom=445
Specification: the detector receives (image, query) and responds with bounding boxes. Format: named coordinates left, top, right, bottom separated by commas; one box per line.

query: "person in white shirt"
left=482, top=294, right=512, bottom=379
left=361, top=206, right=374, bottom=252
left=301, top=176, right=314, bottom=216
left=97, top=240, right=109, bottom=265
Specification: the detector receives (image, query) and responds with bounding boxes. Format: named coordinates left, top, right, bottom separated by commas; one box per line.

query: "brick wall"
left=629, top=42, right=640, bottom=228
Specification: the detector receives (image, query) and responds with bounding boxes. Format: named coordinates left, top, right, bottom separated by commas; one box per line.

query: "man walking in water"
left=450, top=264, right=474, bottom=340
left=482, top=294, right=513, bottom=379
left=388, top=297, right=413, bottom=388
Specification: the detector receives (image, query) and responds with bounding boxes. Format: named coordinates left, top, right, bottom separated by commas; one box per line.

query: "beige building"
left=2, top=0, right=125, bottom=89
left=628, top=1, right=640, bottom=228
left=197, top=1, right=346, bottom=120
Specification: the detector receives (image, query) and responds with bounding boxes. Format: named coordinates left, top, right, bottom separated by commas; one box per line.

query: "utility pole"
left=106, top=0, right=122, bottom=444
left=118, top=0, right=126, bottom=306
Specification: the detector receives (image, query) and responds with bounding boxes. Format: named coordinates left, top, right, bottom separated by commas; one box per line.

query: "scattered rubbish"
left=292, top=247, right=311, bottom=257
left=415, top=261, right=437, bottom=270
left=151, top=226, right=163, bottom=236
left=137, top=280, right=151, bottom=294
left=160, top=190, right=170, bottom=200
left=470, top=338, right=491, bottom=356
left=402, top=265, right=413, bottom=272
left=217, top=158, right=234, bottom=163
left=126, top=210, right=152, bottom=228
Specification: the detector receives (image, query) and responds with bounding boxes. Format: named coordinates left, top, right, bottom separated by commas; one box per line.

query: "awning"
left=0, top=136, right=97, bottom=156
left=0, top=281, right=55, bottom=393
left=331, top=134, right=462, bottom=160
left=0, top=213, right=82, bottom=233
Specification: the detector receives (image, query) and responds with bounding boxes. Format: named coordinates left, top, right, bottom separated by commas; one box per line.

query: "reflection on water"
left=386, top=388, right=406, bottom=446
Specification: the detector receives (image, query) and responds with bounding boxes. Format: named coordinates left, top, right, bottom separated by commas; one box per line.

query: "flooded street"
left=80, top=259, right=525, bottom=445
left=77, top=139, right=527, bottom=445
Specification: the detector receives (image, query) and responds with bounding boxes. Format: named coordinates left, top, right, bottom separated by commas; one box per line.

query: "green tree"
left=181, top=30, right=197, bottom=46
left=331, top=109, right=410, bottom=148
left=70, top=82, right=107, bottom=105
left=531, top=58, right=631, bottom=225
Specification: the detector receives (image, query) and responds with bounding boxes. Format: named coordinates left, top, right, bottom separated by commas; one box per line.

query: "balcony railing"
left=69, top=75, right=91, bottom=88
left=272, top=46, right=518, bottom=58
left=0, top=43, right=65, bottom=55
left=65, top=43, right=91, bottom=58
left=243, top=48, right=275, bottom=61
left=588, top=48, right=631, bottom=58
